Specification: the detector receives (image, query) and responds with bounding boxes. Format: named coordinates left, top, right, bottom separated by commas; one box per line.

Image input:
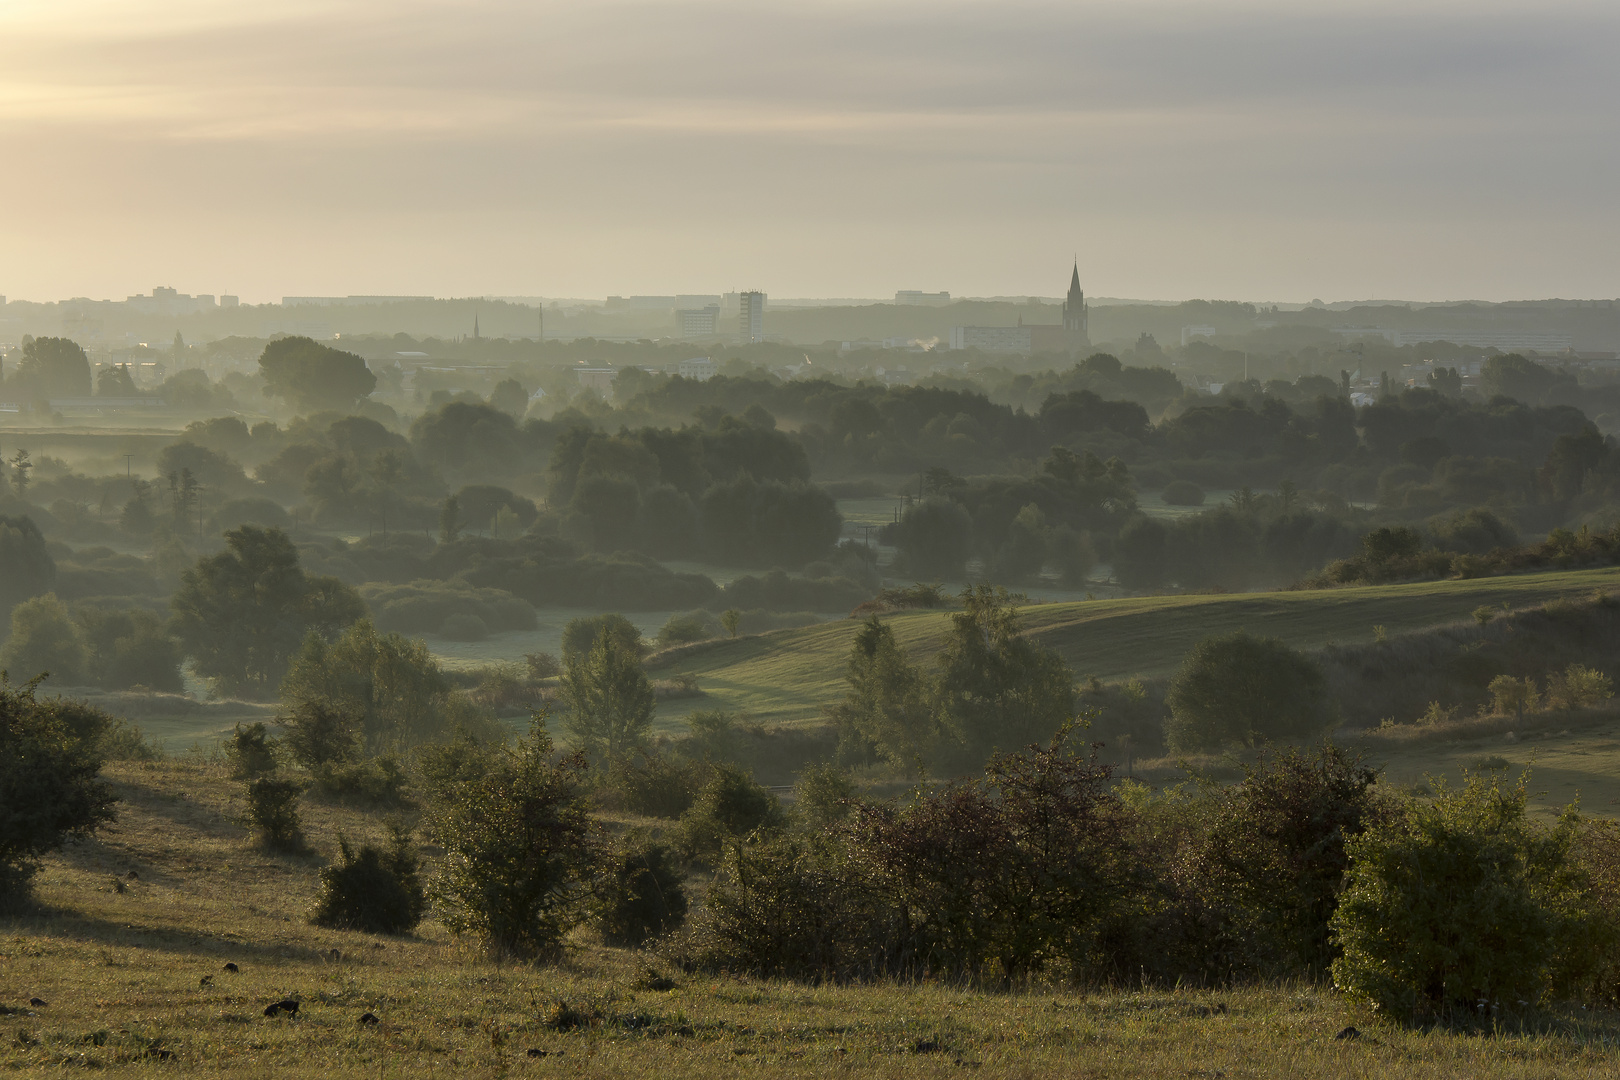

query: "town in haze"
left=4, top=2, right=1620, bottom=1076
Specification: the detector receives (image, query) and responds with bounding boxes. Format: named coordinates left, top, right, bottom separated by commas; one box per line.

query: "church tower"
left=1062, top=262, right=1088, bottom=346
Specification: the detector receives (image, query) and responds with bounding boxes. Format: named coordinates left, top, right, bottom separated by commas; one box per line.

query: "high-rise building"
left=678, top=306, right=720, bottom=337
left=739, top=291, right=765, bottom=344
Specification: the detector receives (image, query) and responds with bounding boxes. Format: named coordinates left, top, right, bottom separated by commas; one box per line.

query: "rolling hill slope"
left=652, top=566, right=1620, bottom=728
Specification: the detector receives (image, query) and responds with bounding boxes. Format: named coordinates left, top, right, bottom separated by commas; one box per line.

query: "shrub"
left=227, top=722, right=279, bottom=778
left=311, top=825, right=426, bottom=935
left=1547, top=665, right=1613, bottom=710
left=98, top=717, right=160, bottom=761
left=429, top=719, right=601, bottom=959
left=597, top=842, right=688, bottom=946
left=313, top=756, right=410, bottom=806
left=0, top=678, right=118, bottom=902
left=411, top=730, right=502, bottom=803
left=685, top=709, right=742, bottom=762
left=794, top=762, right=856, bottom=829
left=561, top=613, right=645, bottom=664
left=1330, top=773, right=1598, bottom=1018
left=0, top=592, right=87, bottom=686
left=685, top=725, right=1139, bottom=983
left=655, top=612, right=715, bottom=649
left=1165, top=632, right=1332, bottom=752
left=281, top=701, right=361, bottom=769
left=525, top=651, right=562, bottom=680
left=360, top=580, right=537, bottom=636
left=1488, top=675, right=1539, bottom=719
left=1172, top=745, right=1386, bottom=978
left=244, top=775, right=307, bottom=851
left=676, top=764, right=786, bottom=860
left=605, top=753, right=704, bottom=819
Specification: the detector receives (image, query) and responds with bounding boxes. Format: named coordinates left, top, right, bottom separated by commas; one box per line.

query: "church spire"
left=1062, top=261, right=1089, bottom=346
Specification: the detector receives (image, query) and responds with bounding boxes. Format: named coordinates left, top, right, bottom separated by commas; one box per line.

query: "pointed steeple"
left=473, top=310, right=480, bottom=340
left=1062, top=261, right=1089, bottom=346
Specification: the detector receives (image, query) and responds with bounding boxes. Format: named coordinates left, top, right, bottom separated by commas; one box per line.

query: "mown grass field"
left=653, top=566, right=1620, bottom=729
left=6, top=758, right=1620, bottom=1077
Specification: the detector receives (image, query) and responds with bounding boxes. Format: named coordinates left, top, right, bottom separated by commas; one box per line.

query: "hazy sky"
left=2, top=0, right=1617, bottom=304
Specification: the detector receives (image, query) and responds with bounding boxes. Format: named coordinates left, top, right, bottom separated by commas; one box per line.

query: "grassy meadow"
left=6, top=757, right=1620, bottom=1077
left=651, top=566, right=1620, bottom=728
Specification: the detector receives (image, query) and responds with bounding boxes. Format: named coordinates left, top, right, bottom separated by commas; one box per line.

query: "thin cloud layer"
left=0, top=0, right=1615, bottom=301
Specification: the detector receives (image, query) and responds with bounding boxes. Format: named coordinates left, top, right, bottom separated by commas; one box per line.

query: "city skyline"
left=1, top=1, right=1617, bottom=304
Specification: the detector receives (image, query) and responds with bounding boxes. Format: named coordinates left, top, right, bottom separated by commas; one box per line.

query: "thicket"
left=0, top=679, right=118, bottom=903
left=670, top=740, right=1620, bottom=1012
left=310, top=825, right=427, bottom=935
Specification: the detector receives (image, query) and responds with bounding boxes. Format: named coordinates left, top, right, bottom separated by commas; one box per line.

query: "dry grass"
left=4, top=759, right=1620, bottom=1076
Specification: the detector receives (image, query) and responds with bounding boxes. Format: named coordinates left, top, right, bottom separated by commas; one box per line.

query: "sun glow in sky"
left=1, top=0, right=1617, bottom=303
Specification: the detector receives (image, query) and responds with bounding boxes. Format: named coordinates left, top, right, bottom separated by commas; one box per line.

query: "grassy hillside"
left=5, top=758, right=1618, bottom=1076
left=653, top=567, right=1620, bottom=729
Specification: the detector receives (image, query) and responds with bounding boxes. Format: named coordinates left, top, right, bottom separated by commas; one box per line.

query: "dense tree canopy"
left=170, top=525, right=365, bottom=697
left=258, top=336, right=378, bottom=412
left=6, top=337, right=91, bottom=398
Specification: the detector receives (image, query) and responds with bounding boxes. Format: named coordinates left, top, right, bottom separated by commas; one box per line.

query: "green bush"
left=793, top=762, right=856, bottom=829
left=313, top=756, right=409, bottom=807
left=0, top=592, right=87, bottom=686
left=1166, top=632, right=1332, bottom=752
left=655, top=612, right=715, bottom=650
left=227, top=722, right=279, bottom=778
left=561, top=613, right=645, bottom=664
left=281, top=701, right=361, bottom=769
left=0, top=678, right=117, bottom=902
left=676, top=764, right=786, bottom=860
left=1488, top=674, right=1539, bottom=719
left=311, top=826, right=426, bottom=935
left=1547, top=664, right=1613, bottom=710
left=428, top=719, right=601, bottom=959
left=244, top=775, right=307, bottom=852
left=597, top=842, right=688, bottom=946
left=604, top=753, right=704, bottom=819
left=359, top=580, right=536, bottom=636
left=1330, top=773, right=1599, bottom=1018
left=1170, top=746, right=1386, bottom=978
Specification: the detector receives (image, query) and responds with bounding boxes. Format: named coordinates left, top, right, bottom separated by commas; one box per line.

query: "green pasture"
left=654, top=566, right=1620, bottom=728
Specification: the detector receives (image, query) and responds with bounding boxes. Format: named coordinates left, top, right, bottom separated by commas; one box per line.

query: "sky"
left=1, top=0, right=1617, bottom=305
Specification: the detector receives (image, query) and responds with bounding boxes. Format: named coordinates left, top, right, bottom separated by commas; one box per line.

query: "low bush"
left=227, top=722, right=279, bottom=778
left=0, top=679, right=118, bottom=903
left=1546, top=664, right=1613, bottom=710
left=597, top=842, right=688, bottom=946
left=310, top=825, right=427, bottom=935
left=244, top=775, right=307, bottom=852
left=281, top=701, right=361, bottom=769
left=602, top=753, right=705, bottom=819
left=429, top=720, right=601, bottom=959
left=676, top=764, right=786, bottom=861
left=360, top=580, right=537, bottom=636
left=1331, top=773, right=1600, bottom=1018
left=312, top=756, right=410, bottom=806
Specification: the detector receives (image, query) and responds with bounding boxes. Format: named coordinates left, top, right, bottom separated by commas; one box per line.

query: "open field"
left=5, top=758, right=1620, bottom=1077
left=653, top=566, right=1620, bottom=728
